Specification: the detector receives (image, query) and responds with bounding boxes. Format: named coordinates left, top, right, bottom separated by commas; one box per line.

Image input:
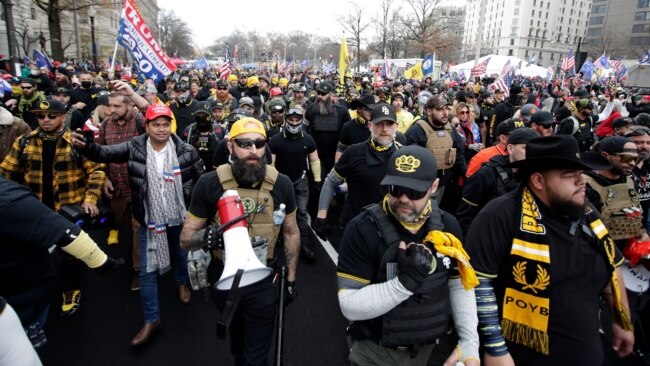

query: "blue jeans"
left=138, top=224, right=187, bottom=323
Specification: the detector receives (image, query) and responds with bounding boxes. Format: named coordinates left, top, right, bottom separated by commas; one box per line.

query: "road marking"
left=308, top=214, right=338, bottom=265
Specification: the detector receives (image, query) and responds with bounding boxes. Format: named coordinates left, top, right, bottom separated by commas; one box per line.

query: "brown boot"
left=178, top=284, right=191, bottom=304
left=130, top=320, right=161, bottom=346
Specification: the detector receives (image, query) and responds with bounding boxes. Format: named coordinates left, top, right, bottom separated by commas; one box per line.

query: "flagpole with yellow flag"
left=339, top=37, right=348, bottom=85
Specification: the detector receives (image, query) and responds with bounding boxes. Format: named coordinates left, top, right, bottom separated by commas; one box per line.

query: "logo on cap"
left=39, top=101, right=49, bottom=109
left=395, top=155, right=420, bottom=173
left=382, top=106, right=390, bottom=115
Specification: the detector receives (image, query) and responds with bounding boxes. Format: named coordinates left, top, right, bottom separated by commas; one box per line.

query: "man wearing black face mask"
left=169, top=77, right=198, bottom=133
left=490, top=85, right=525, bottom=143
left=181, top=101, right=224, bottom=172
left=269, top=108, right=321, bottom=260
left=70, top=70, right=102, bottom=119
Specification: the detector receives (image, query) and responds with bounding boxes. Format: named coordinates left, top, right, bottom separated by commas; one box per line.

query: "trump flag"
left=118, top=0, right=176, bottom=82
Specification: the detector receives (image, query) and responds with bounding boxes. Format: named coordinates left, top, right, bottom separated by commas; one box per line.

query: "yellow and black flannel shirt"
left=0, top=129, right=105, bottom=212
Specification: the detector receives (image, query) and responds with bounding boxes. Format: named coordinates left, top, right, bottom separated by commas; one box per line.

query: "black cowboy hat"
left=350, top=94, right=376, bottom=110
left=507, top=135, right=610, bottom=171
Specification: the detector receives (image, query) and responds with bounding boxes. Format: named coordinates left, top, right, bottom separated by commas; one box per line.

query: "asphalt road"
left=38, top=202, right=350, bottom=366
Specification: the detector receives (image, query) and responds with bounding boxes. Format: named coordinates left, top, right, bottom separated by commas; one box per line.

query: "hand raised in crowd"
left=111, top=79, right=135, bottom=96
left=70, top=129, right=88, bottom=149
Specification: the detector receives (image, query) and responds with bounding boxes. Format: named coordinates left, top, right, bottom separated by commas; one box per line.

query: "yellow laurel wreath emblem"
left=513, top=261, right=550, bottom=294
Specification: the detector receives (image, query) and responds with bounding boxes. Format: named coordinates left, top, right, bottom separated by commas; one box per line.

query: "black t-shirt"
left=70, top=87, right=102, bottom=119
left=334, top=141, right=398, bottom=225
left=337, top=203, right=462, bottom=284
left=338, top=119, right=370, bottom=152
left=188, top=168, right=297, bottom=223
left=465, top=188, right=623, bottom=366
left=268, top=132, right=317, bottom=182
left=170, top=99, right=200, bottom=133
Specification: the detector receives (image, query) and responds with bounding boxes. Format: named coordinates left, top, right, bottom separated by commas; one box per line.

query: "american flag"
left=471, top=57, right=491, bottom=77
left=609, top=57, right=623, bottom=70
left=382, top=53, right=392, bottom=79
left=546, top=63, right=554, bottom=83
left=500, top=59, right=512, bottom=78
left=220, top=45, right=231, bottom=80
left=639, top=50, right=650, bottom=64
left=594, top=53, right=609, bottom=71
left=490, top=78, right=509, bottom=97
left=561, top=49, right=575, bottom=72
left=526, top=54, right=537, bottom=67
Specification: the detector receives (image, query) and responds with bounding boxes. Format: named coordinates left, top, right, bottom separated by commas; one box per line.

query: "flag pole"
left=109, top=41, right=119, bottom=73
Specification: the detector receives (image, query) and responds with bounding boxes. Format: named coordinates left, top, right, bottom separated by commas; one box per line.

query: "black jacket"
left=83, top=133, right=204, bottom=224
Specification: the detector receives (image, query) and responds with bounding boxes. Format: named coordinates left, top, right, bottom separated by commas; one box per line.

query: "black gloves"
left=312, top=218, right=330, bottom=240
left=204, top=224, right=224, bottom=250
left=397, top=243, right=433, bottom=292
left=311, top=181, right=323, bottom=194
left=285, top=280, right=297, bottom=305
left=94, top=257, right=124, bottom=276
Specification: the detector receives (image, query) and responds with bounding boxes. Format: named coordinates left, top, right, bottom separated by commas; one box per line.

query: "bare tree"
left=157, top=9, right=195, bottom=58
left=402, top=0, right=456, bottom=58
left=337, top=1, right=371, bottom=72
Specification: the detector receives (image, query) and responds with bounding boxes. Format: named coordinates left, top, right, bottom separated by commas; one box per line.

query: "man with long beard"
left=180, top=117, right=300, bottom=366
left=312, top=103, right=400, bottom=239
left=626, top=126, right=650, bottom=234
left=305, top=81, right=351, bottom=179
left=465, top=135, right=635, bottom=366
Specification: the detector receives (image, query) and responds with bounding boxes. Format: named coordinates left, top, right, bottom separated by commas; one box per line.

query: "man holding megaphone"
left=181, top=117, right=300, bottom=366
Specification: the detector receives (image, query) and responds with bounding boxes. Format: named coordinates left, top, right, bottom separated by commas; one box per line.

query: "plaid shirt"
left=98, top=112, right=142, bottom=197
left=0, top=128, right=105, bottom=212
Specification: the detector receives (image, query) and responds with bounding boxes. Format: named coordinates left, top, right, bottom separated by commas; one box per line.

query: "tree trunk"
left=48, top=7, right=64, bottom=60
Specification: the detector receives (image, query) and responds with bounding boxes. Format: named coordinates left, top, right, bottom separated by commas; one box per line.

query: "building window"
left=511, top=38, right=515, bottom=45
left=587, top=28, right=602, bottom=36
left=509, top=49, right=514, bottom=56
left=632, top=24, right=650, bottom=33
left=631, top=36, right=650, bottom=45
left=635, top=11, right=650, bottom=20
left=589, top=15, right=604, bottom=24
left=516, top=0, right=521, bottom=5
left=592, top=5, right=607, bottom=13
left=30, top=6, right=36, bottom=20
left=639, top=0, right=650, bottom=8
left=515, top=8, right=519, bottom=15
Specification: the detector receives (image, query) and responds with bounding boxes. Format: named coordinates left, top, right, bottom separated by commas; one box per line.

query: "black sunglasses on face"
left=388, top=185, right=428, bottom=200
left=232, top=138, right=267, bottom=149
left=217, top=87, right=228, bottom=90
left=317, top=91, right=328, bottom=96
left=36, top=113, right=61, bottom=120
left=21, top=86, right=33, bottom=90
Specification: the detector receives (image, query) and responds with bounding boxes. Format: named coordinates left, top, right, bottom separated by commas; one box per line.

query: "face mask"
left=177, top=92, right=190, bottom=104
left=81, top=81, right=92, bottom=89
left=285, top=122, right=302, bottom=134
left=196, top=114, right=211, bottom=123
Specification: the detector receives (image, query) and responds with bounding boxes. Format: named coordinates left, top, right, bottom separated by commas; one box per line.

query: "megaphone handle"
left=217, top=268, right=245, bottom=339
left=218, top=213, right=249, bottom=233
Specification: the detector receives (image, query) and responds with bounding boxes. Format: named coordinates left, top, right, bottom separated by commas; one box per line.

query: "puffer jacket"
left=82, top=133, right=205, bottom=224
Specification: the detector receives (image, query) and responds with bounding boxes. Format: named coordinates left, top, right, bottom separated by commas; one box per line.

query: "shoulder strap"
left=570, top=116, right=580, bottom=136
left=365, top=204, right=401, bottom=248
left=427, top=199, right=444, bottom=231
left=216, top=164, right=237, bottom=190
left=261, top=165, right=279, bottom=193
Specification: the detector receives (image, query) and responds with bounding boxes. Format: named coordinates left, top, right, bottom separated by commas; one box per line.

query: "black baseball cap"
left=193, top=101, right=212, bottom=115
left=598, top=136, right=637, bottom=154
left=211, top=100, right=225, bottom=110
left=52, top=87, right=72, bottom=96
left=507, top=128, right=540, bottom=145
left=31, top=99, right=66, bottom=114
left=529, top=111, right=554, bottom=126
left=381, top=145, right=438, bottom=191
left=370, top=103, right=397, bottom=124
left=316, top=81, right=335, bottom=93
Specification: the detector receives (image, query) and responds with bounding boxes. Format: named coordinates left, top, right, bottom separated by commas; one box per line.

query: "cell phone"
left=81, top=130, right=94, bottom=143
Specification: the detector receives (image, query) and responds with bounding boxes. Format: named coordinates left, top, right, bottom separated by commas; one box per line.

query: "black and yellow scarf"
left=502, top=187, right=633, bottom=355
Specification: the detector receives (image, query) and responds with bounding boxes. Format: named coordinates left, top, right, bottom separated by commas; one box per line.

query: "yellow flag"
left=405, top=61, right=423, bottom=80
left=339, top=38, right=349, bottom=85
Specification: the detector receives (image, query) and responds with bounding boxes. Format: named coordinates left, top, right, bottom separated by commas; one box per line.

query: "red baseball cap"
left=145, top=104, right=173, bottom=121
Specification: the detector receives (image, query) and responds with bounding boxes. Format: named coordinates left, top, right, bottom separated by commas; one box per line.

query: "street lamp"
left=88, top=6, right=97, bottom=71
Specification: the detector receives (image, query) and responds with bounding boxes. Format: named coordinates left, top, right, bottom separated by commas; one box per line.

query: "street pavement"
left=38, top=203, right=350, bottom=366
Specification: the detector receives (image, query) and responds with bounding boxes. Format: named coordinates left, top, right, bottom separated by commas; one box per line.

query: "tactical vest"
left=415, top=119, right=456, bottom=170
left=311, top=111, right=340, bottom=133
left=569, top=116, right=595, bottom=152
left=363, top=202, right=452, bottom=347
left=484, top=160, right=516, bottom=196
left=583, top=175, right=643, bottom=240
left=216, top=164, right=280, bottom=259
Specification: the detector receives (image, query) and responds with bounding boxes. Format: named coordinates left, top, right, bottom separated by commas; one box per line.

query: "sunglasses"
left=458, top=111, right=469, bottom=115
left=388, top=185, right=429, bottom=200
left=232, top=138, right=267, bottom=149
left=21, top=86, right=33, bottom=90
left=217, top=87, right=228, bottom=90
left=271, top=109, right=285, bottom=114
left=317, top=91, right=329, bottom=96
left=615, top=154, right=640, bottom=164
left=36, top=113, right=61, bottom=120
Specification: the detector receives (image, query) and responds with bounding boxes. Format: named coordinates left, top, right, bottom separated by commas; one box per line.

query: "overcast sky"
left=156, top=0, right=463, bottom=49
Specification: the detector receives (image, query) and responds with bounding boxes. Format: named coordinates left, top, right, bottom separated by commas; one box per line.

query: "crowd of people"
left=1, top=57, right=650, bottom=366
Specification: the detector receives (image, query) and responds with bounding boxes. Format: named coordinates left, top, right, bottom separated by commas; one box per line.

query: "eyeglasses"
left=217, top=87, right=228, bottom=90
left=539, top=124, right=553, bottom=129
left=271, top=109, right=285, bottom=114
left=36, top=113, right=61, bottom=120
left=232, top=138, right=267, bottom=149
left=388, top=185, right=429, bottom=200
left=21, top=86, right=33, bottom=90
left=615, top=154, right=640, bottom=164
left=458, top=110, right=469, bottom=115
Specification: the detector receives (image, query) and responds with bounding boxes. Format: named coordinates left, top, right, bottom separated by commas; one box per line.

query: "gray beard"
left=316, top=97, right=333, bottom=115
left=231, top=154, right=267, bottom=187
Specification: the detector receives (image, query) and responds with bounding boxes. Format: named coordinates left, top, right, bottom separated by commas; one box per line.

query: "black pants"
left=293, top=177, right=310, bottom=248
left=214, top=276, right=277, bottom=366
